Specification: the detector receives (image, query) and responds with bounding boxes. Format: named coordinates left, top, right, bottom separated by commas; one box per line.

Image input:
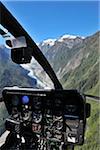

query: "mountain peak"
left=58, top=34, right=85, bottom=42
left=41, top=39, right=56, bottom=47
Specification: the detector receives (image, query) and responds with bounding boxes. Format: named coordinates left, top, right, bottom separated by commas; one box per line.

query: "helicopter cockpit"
left=0, top=2, right=92, bottom=150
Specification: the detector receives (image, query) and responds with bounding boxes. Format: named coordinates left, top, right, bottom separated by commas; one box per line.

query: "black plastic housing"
left=2, top=87, right=89, bottom=145
left=11, top=47, right=32, bottom=64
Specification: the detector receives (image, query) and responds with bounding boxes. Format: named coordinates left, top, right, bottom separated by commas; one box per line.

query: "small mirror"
left=5, top=36, right=32, bottom=64
left=11, top=47, right=32, bottom=64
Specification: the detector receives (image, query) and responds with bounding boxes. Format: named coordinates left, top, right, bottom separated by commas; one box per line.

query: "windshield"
left=1, top=1, right=99, bottom=92
left=0, top=1, right=99, bottom=149
left=0, top=36, right=53, bottom=91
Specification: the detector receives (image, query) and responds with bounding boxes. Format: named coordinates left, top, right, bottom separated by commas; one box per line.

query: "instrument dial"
left=32, top=112, right=42, bottom=123
left=65, top=105, right=77, bottom=113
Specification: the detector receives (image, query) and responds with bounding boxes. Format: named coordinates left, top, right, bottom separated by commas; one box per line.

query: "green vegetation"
left=34, top=31, right=100, bottom=149
left=61, top=32, right=99, bottom=94
left=61, top=32, right=100, bottom=149
left=87, top=81, right=99, bottom=96
left=75, top=100, right=100, bottom=150
left=0, top=32, right=99, bottom=149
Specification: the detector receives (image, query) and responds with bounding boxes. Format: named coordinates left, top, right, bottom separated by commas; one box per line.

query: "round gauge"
left=22, top=111, right=31, bottom=121
left=65, top=105, right=77, bottom=113
left=55, top=99, right=62, bottom=107
left=32, top=112, right=42, bottom=123
left=55, top=121, right=63, bottom=130
left=12, top=95, right=19, bottom=106
left=33, top=97, right=41, bottom=110
left=12, top=107, right=18, bottom=118
left=46, top=99, right=51, bottom=107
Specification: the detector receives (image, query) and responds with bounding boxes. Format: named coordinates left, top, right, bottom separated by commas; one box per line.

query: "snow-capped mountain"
left=41, top=39, right=56, bottom=46
left=58, top=34, right=77, bottom=42
left=39, top=34, right=84, bottom=53
left=57, top=34, right=84, bottom=48
left=21, top=34, right=85, bottom=88
left=39, top=39, right=56, bottom=54
left=58, top=34, right=84, bottom=41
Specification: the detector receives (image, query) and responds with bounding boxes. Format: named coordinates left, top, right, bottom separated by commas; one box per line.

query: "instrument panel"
left=2, top=87, right=86, bottom=145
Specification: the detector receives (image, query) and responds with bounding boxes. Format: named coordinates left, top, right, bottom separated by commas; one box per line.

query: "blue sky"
left=0, top=1, right=99, bottom=44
